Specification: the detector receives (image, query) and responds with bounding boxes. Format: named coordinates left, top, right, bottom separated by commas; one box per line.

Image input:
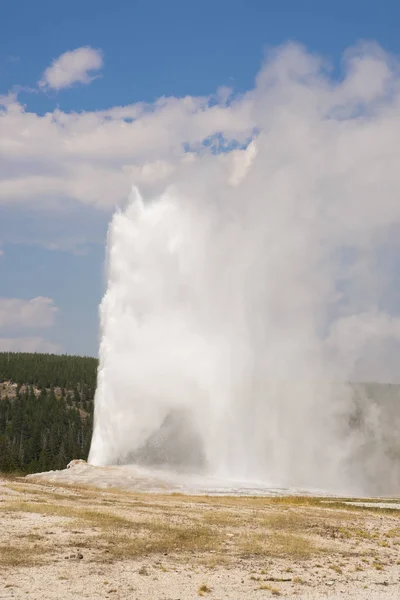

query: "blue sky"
left=3, top=1, right=400, bottom=107
left=1, top=0, right=400, bottom=358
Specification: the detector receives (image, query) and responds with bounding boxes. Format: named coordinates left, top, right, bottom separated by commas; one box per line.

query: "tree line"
left=0, top=352, right=97, bottom=391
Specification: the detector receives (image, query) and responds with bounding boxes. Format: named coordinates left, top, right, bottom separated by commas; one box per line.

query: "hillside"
left=0, top=352, right=97, bottom=473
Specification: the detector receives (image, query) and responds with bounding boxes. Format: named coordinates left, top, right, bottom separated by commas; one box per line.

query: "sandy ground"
left=0, top=469, right=399, bottom=599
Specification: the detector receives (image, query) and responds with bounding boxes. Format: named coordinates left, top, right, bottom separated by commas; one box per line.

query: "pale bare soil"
left=0, top=475, right=400, bottom=599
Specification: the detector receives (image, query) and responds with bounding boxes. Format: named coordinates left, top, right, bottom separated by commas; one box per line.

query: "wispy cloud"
left=38, top=46, right=103, bottom=91
left=0, top=297, right=58, bottom=329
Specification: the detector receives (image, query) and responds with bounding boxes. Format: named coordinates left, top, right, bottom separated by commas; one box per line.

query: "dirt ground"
left=0, top=475, right=399, bottom=599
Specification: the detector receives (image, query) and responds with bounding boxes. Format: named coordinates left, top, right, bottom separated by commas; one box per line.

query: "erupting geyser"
left=90, top=43, right=400, bottom=495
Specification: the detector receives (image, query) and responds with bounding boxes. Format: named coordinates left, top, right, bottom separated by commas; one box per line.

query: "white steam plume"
left=89, top=42, right=400, bottom=495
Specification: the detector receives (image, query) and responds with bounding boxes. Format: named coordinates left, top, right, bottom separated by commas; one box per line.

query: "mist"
left=89, top=42, right=400, bottom=496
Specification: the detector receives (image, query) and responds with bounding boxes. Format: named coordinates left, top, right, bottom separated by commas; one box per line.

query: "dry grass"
left=0, top=494, right=371, bottom=566
left=0, top=543, right=49, bottom=567
left=202, top=509, right=242, bottom=527
left=1, top=500, right=134, bottom=529
left=1, top=476, right=399, bottom=575
left=100, top=522, right=218, bottom=562
left=0, top=497, right=219, bottom=562
left=240, top=531, right=317, bottom=560
left=2, top=475, right=400, bottom=600
left=258, top=584, right=281, bottom=595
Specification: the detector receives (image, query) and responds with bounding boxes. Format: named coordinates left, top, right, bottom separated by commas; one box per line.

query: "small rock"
left=326, top=580, right=335, bottom=586
left=67, top=459, right=87, bottom=469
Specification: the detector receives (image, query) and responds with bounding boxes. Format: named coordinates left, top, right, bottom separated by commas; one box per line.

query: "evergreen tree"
left=0, top=352, right=96, bottom=473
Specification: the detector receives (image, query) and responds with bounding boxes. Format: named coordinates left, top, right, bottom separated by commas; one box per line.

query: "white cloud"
left=2, top=41, right=400, bottom=379
left=0, top=249, right=4, bottom=257
left=39, top=46, right=103, bottom=91
left=0, top=297, right=58, bottom=329
left=0, top=41, right=399, bottom=220
left=0, top=336, right=61, bottom=353
left=0, top=84, right=253, bottom=208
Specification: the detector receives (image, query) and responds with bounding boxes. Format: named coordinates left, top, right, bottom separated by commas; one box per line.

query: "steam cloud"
left=89, top=43, right=400, bottom=495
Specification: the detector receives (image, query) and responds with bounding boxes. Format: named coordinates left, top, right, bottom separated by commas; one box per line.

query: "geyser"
left=90, top=43, right=400, bottom=496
